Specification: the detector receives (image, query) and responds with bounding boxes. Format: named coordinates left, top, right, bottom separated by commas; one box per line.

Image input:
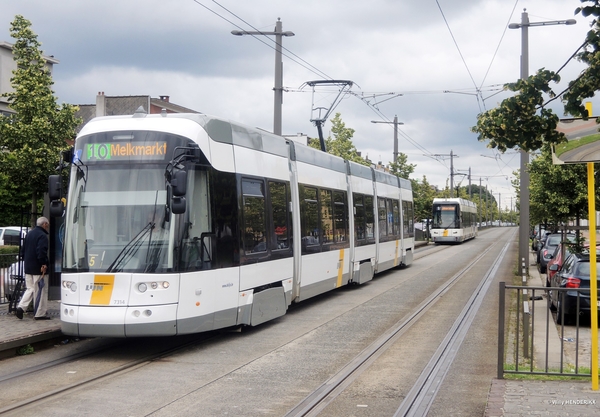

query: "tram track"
left=284, top=229, right=514, bottom=417
left=0, top=229, right=512, bottom=416
left=0, top=333, right=216, bottom=414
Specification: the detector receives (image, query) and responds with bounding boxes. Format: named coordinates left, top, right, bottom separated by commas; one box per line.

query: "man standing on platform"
left=16, top=217, right=51, bottom=320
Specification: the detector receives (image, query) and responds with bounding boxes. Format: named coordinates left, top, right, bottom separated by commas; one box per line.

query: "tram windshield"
left=62, top=131, right=192, bottom=273
left=432, top=204, right=459, bottom=229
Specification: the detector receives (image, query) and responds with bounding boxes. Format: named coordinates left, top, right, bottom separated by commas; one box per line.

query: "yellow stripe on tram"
left=90, top=274, right=115, bottom=305
left=337, top=249, right=345, bottom=287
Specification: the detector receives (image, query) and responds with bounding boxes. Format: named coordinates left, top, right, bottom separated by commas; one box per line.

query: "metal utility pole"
left=479, top=178, right=483, bottom=226
left=468, top=167, right=472, bottom=198
left=431, top=151, right=458, bottom=197
left=450, top=150, right=455, bottom=198
left=232, top=18, right=295, bottom=136
left=509, top=9, right=576, bottom=274
left=371, top=115, right=404, bottom=163
left=457, top=168, right=471, bottom=198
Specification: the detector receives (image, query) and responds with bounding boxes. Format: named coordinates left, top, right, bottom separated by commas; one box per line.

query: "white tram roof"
left=79, top=112, right=410, bottom=190
left=432, top=197, right=477, bottom=208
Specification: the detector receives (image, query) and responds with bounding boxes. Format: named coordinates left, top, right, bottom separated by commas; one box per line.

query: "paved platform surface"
left=0, top=241, right=598, bottom=415
left=0, top=299, right=62, bottom=354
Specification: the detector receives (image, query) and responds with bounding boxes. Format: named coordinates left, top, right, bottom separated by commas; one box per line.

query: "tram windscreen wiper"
left=444, top=221, right=455, bottom=230
left=106, top=222, right=154, bottom=272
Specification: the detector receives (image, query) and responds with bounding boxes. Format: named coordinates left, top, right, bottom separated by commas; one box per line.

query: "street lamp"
left=232, top=18, right=295, bottom=136
left=509, top=9, right=576, bottom=274
left=371, top=115, right=404, bottom=163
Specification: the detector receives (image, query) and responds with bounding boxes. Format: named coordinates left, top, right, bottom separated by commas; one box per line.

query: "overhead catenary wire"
left=190, top=0, right=528, bottom=179
left=192, top=0, right=334, bottom=81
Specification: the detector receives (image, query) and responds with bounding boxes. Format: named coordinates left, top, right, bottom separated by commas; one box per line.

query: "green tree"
left=308, top=113, right=370, bottom=166
left=0, top=15, right=80, bottom=227
left=389, top=153, right=415, bottom=180
left=411, top=175, right=436, bottom=221
left=529, top=145, right=591, bottom=225
left=471, top=69, right=565, bottom=152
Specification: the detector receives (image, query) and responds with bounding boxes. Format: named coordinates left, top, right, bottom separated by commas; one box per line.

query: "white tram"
left=430, top=198, right=477, bottom=243
left=49, top=112, right=414, bottom=337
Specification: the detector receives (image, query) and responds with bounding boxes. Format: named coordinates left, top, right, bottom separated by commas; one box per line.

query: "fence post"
left=498, top=281, right=505, bottom=379
left=522, top=257, right=530, bottom=359
left=523, top=297, right=530, bottom=359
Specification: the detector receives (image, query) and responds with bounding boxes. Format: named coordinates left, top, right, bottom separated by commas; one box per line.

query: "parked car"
left=0, top=226, right=28, bottom=246
left=546, top=243, right=572, bottom=287
left=539, top=233, right=575, bottom=274
left=531, top=225, right=547, bottom=250
left=1, top=259, right=23, bottom=301
left=549, top=251, right=600, bottom=325
left=535, top=231, right=551, bottom=261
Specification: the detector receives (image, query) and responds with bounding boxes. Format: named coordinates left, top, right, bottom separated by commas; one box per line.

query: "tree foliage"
left=564, top=1, right=600, bottom=117
left=528, top=145, right=592, bottom=225
left=472, top=70, right=566, bottom=152
left=318, top=113, right=370, bottom=166
left=389, top=153, right=416, bottom=180
left=0, top=15, right=80, bottom=227
left=411, top=175, right=436, bottom=221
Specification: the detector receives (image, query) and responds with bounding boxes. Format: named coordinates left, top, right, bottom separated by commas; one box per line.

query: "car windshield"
left=547, top=234, right=576, bottom=246
left=547, top=235, right=562, bottom=246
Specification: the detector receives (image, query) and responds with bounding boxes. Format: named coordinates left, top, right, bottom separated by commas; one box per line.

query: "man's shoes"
left=16, top=308, right=23, bottom=320
left=34, top=316, right=51, bottom=320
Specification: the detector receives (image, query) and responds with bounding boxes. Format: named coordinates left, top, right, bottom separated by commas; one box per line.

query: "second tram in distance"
left=430, top=198, right=477, bottom=243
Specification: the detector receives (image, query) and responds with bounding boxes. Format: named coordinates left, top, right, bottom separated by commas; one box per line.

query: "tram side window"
left=242, top=179, right=267, bottom=253
left=353, top=193, right=365, bottom=241
left=365, top=195, right=374, bottom=240
left=392, top=199, right=400, bottom=237
left=409, top=202, right=413, bottom=236
left=321, top=189, right=334, bottom=244
left=300, top=185, right=320, bottom=252
left=334, top=191, right=348, bottom=243
left=378, top=197, right=387, bottom=238
left=403, top=200, right=414, bottom=237
left=269, top=181, right=289, bottom=250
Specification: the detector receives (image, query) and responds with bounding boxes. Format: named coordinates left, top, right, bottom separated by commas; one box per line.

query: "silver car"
left=1, top=259, right=23, bottom=301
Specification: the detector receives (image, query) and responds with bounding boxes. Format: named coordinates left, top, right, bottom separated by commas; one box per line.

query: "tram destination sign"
left=79, top=141, right=168, bottom=162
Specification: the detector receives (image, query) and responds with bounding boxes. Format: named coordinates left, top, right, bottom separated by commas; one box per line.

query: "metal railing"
left=498, top=282, right=594, bottom=378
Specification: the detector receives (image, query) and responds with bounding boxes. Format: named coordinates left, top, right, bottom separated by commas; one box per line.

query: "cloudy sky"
left=0, top=0, right=595, bottom=210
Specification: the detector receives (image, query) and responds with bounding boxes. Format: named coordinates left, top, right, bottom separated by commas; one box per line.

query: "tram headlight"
left=62, top=281, right=77, bottom=292
left=137, top=281, right=169, bottom=292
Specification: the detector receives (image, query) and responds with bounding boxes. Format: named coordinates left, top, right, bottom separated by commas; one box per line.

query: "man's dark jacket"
left=22, top=225, right=49, bottom=275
